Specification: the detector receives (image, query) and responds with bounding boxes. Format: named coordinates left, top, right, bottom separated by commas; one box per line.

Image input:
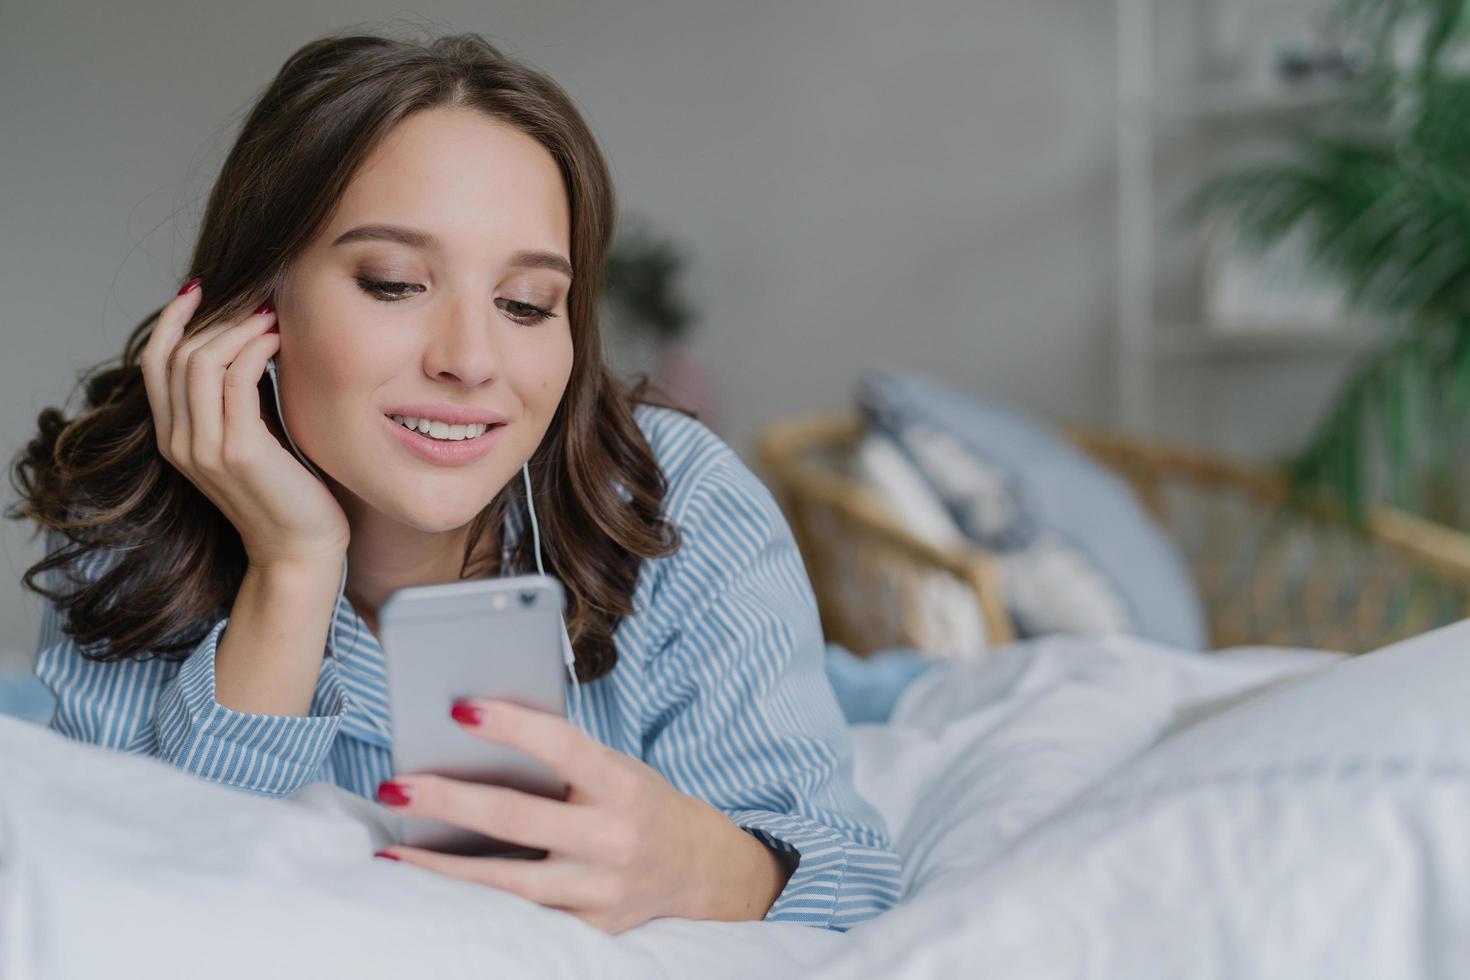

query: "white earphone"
left=263, top=355, right=580, bottom=695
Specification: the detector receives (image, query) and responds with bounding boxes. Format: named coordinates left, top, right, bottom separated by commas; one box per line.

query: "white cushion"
left=854, top=432, right=992, bottom=658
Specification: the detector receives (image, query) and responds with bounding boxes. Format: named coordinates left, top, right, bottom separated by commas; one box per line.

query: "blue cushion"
left=0, top=671, right=55, bottom=726
left=858, top=369, right=1207, bottom=650
left=823, top=643, right=940, bottom=725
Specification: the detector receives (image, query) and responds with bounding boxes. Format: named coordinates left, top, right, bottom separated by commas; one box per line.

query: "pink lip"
left=384, top=403, right=508, bottom=426
left=383, top=413, right=504, bottom=465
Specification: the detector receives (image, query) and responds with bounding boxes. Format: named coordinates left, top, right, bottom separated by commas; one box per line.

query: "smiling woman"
left=6, top=28, right=902, bottom=934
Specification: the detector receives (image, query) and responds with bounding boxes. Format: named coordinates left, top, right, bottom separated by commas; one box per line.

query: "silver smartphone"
left=377, top=574, right=570, bottom=858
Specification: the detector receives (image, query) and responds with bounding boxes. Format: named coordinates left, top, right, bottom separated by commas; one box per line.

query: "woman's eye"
left=355, top=277, right=421, bottom=302
left=354, top=277, right=556, bottom=325
left=497, top=298, right=558, bottom=326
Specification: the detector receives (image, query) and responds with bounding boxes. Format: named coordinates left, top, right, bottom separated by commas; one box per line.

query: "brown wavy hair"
left=7, top=28, right=687, bottom=683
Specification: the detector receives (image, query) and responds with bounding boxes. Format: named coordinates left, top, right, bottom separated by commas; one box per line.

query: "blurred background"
left=6, top=0, right=1470, bottom=691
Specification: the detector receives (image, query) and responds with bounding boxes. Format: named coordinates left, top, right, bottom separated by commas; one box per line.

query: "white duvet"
left=2, top=623, right=1467, bottom=980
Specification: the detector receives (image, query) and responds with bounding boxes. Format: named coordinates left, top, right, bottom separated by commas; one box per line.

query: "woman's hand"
left=140, top=279, right=352, bottom=570
left=372, top=699, right=797, bottom=933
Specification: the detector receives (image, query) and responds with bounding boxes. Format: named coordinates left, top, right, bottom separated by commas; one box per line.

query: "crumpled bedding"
left=2, top=624, right=1465, bottom=980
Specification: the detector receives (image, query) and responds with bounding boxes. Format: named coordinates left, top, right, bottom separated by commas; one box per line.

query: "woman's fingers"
left=376, top=847, right=612, bottom=911
left=165, top=303, right=238, bottom=464
left=381, top=773, right=605, bottom=859
left=223, top=329, right=282, bottom=454
left=138, top=283, right=351, bottom=567
left=140, top=281, right=206, bottom=453
left=452, top=698, right=627, bottom=797
left=183, top=306, right=277, bottom=466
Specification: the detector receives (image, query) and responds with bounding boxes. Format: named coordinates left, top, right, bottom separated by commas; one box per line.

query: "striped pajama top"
left=32, top=402, right=902, bottom=931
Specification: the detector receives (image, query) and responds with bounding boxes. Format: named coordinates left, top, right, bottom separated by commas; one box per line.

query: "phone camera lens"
left=519, top=590, right=537, bottom=607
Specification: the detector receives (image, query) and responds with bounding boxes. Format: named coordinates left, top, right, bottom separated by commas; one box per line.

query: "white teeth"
left=390, top=415, right=491, bottom=441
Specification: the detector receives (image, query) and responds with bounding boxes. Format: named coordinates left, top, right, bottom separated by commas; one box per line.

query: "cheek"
left=503, top=348, right=568, bottom=453
left=501, top=329, right=573, bottom=421
left=305, top=331, right=380, bottom=404
left=537, top=329, right=575, bottom=395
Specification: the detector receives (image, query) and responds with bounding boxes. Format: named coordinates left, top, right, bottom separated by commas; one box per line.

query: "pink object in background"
left=652, top=341, right=719, bottom=431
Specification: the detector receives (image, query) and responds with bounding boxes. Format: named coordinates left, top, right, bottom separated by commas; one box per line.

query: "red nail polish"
left=377, top=781, right=413, bottom=806
left=177, top=277, right=202, bottom=296
left=265, top=325, right=279, bottom=334
left=253, top=302, right=274, bottom=316
left=450, top=701, right=484, bottom=726
left=374, top=850, right=402, bottom=861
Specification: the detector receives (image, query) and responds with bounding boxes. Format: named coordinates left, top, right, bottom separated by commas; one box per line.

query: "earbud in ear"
left=261, top=353, right=324, bottom=483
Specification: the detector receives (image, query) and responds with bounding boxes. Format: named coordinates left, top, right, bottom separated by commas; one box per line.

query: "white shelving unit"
left=1151, top=322, right=1380, bottom=360
left=1115, top=0, right=1158, bottom=435
left=1114, top=0, right=1375, bottom=440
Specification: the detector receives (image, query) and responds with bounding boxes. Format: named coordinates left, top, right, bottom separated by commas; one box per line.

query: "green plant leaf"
left=1189, top=0, right=1470, bottom=527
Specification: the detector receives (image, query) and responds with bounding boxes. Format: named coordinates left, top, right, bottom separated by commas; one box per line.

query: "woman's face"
left=275, top=106, right=574, bottom=535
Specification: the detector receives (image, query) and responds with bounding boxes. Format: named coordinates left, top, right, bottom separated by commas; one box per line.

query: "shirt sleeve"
left=640, top=452, right=904, bottom=931
left=32, top=527, right=349, bottom=798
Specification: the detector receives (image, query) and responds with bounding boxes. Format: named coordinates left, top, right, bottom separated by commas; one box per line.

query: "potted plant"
left=599, top=217, right=713, bottom=424
left=1185, top=0, right=1470, bottom=528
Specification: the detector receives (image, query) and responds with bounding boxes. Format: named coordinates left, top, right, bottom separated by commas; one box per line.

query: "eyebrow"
left=330, top=223, right=573, bottom=278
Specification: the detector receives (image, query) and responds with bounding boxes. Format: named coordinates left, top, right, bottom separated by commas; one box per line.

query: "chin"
left=373, top=484, right=491, bottom=533
left=393, top=516, right=482, bottom=539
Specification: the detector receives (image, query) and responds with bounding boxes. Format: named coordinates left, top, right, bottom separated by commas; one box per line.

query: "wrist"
left=744, top=838, right=794, bottom=920
left=241, top=556, right=347, bottom=629
left=686, top=802, right=794, bottom=922
left=247, top=553, right=344, bottom=590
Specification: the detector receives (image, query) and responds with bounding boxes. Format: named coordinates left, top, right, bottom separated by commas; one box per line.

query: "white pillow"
left=855, top=431, right=1133, bottom=648
left=857, top=369, right=1206, bottom=649
left=855, top=433, right=967, bottom=549
left=854, top=433, right=992, bottom=657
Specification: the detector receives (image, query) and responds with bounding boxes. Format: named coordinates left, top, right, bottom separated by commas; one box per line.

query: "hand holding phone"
left=378, top=574, right=571, bottom=856
left=138, top=283, right=350, bottom=570
left=369, top=616, right=784, bottom=934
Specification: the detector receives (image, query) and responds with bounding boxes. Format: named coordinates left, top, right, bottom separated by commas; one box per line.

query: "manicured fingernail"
left=253, top=302, right=274, bottom=316
left=377, top=781, right=413, bottom=806
left=177, top=277, right=202, bottom=296
left=450, top=701, right=484, bottom=726
left=373, top=850, right=401, bottom=861
left=265, top=325, right=279, bottom=334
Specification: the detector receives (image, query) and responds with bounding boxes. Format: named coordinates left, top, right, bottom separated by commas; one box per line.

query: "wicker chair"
left=757, top=412, right=1470, bottom=658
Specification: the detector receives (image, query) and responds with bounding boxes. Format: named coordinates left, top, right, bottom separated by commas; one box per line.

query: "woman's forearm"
left=213, top=558, right=345, bottom=716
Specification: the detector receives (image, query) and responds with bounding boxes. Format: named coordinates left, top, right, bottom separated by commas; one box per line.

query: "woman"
left=10, top=30, right=901, bottom=933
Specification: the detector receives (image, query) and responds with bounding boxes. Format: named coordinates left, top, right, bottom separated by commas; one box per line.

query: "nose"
left=423, top=289, right=500, bottom=387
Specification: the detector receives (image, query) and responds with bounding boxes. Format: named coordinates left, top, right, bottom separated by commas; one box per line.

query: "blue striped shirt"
left=33, top=403, right=902, bottom=930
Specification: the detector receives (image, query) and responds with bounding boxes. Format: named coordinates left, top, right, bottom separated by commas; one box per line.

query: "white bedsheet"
left=1, top=625, right=1465, bottom=980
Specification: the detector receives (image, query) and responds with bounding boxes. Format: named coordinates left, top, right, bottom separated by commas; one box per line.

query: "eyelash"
left=354, top=277, right=558, bottom=325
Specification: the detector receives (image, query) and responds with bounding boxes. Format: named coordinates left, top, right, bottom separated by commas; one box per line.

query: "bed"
left=2, top=619, right=1468, bottom=978
left=5, top=399, right=1469, bottom=977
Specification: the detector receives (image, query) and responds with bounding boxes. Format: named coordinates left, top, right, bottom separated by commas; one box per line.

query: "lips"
left=383, top=411, right=503, bottom=465
left=383, top=403, right=509, bottom=427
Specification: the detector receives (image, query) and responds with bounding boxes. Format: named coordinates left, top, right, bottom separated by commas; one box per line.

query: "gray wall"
left=0, top=0, right=1120, bottom=669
